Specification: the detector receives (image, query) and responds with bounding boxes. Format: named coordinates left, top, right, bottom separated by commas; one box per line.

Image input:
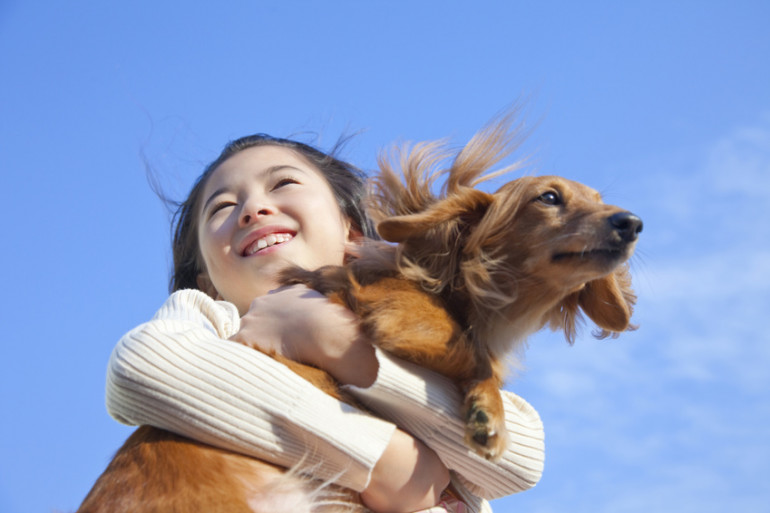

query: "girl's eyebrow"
left=202, top=186, right=231, bottom=213
left=202, top=165, right=305, bottom=213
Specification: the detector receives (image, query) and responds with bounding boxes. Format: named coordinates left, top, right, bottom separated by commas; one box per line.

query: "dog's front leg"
left=353, top=279, right=510, bottom=459
left=279, top=265, right=361, bottom=308
left=462, top=354, right=509, bottom=461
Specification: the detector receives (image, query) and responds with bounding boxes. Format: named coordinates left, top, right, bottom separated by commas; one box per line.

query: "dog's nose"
left=609, top=212, right=643, bottom=242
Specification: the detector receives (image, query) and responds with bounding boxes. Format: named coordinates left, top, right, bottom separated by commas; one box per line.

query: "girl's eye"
left=273, top=177, right=300, bottom=190
left=210, top=201, right=236, bottom=217
left=537, top=191, right=562, bottom=206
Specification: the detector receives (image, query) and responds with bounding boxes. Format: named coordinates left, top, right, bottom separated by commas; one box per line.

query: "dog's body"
left=281, top=113, right=641, bottom=459
left=78, top=113, right=641, bottom=512
left=78, top=425, right=361, bottom=513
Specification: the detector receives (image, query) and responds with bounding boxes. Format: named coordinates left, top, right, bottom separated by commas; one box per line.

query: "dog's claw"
left=471, top=408, right=488, bottom=424
left=472, top=431, right=489, bottom=447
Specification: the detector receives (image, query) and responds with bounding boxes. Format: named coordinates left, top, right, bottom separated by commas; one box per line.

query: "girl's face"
left=196, top=145, right=354, bottom=314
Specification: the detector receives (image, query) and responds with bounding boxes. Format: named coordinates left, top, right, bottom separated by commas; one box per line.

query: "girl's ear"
left=343, top=225, right=365, bottom=264
left=346, top=223, right=364, bottom=243
left=196, top=272, right=221, bottom=300
left=578, top=265, right=636, bottom=335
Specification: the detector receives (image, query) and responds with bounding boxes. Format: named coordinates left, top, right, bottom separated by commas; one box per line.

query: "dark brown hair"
left=169, top=134, right=375, bottom=293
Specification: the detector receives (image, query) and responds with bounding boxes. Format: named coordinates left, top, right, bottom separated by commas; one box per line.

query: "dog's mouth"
left=552, top=247, right=628, bottom=264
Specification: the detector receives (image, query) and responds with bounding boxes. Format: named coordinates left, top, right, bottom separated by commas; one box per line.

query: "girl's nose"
left=239, top=200, right=274, bottom=227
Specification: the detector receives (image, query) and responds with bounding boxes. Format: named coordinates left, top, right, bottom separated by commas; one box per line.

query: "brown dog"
left=78, top=112, right=641, bottom=512
left=281, top=112, right=641, bottom=460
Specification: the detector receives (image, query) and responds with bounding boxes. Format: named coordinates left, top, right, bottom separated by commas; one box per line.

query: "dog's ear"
left=377, top=189, right=494, bottom=242
left=578, top=264, right=637, bottom=338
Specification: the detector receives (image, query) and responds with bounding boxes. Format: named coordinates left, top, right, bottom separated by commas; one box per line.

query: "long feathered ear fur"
left=579, top=262, right=637, bottom=337
left=368, top=109, right=528, bottom=294
left=369, top=108, right=529, bottom=232
left=552, top=263, right=637, bottom=344
left=377, top=189, right=494, bottom=242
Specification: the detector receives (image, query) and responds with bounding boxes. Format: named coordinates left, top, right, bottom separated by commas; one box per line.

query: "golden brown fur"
left=78, top=425, right=363, bottom=513
left=282, top=111, right=642, bottom=460
left=78, top=111, right=641, bottom=511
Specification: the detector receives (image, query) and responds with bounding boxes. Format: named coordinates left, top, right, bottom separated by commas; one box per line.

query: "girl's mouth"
left=243, top=233, right=294, bottom=256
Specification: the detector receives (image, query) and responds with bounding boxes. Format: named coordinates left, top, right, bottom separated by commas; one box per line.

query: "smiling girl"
left=105, top=134, right=544, bottom=513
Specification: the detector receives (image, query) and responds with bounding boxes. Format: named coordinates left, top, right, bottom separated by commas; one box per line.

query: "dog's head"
left=482, top=175, right=641, bottom=343
left=369, top=114, right=641, bottom=348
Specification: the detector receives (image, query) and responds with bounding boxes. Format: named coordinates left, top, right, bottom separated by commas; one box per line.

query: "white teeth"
left=246, top=233, right=293, bottom=255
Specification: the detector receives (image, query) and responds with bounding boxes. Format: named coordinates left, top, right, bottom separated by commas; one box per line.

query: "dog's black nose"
left=609, top=212, right=643, bottom=242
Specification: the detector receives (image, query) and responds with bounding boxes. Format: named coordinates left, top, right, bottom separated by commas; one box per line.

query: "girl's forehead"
left=209, top=145, right=312, bottom=182
left=202, top=146, right=329, bottom=200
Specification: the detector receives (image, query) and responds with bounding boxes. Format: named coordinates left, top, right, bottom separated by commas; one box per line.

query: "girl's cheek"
left=205, top=223, right=231, bottom=250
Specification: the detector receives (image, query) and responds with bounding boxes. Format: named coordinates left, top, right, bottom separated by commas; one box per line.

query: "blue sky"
left=2, top=1, right=769, bottom=512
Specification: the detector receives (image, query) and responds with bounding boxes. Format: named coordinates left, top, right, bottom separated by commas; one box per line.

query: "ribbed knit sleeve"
left=344, top=348, right=545, bottom=501
left=105, top=289, right=396, bottom=493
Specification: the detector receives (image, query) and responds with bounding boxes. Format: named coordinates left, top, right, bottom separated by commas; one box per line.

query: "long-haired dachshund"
left=78, top=112, right=642, bottom=512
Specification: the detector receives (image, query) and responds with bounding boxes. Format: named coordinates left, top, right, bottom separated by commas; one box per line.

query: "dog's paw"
left=463, top=386, right=509, bottom=461
left=279, top=265, right=351, bottom=296
left=278, top=266, right=317, bottom=287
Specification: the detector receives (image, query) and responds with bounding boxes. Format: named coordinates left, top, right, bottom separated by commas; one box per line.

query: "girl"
left=106, top=134, right=544, bottom=513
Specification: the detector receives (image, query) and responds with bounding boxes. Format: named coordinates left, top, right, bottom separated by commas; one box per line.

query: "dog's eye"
left=537, top=191, right=561, bottom=205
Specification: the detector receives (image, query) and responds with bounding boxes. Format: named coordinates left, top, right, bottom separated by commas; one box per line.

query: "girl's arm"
left=106, top=289, right=446, bottom=512
left=241, top=287, right=545, bottom=501
left=344, top=349, right=545, bottom=500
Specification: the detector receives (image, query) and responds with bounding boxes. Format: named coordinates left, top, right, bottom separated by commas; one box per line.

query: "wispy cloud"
left=636, top=115, right=770, bottom=390
left=705, top=114, right=770, bottom=198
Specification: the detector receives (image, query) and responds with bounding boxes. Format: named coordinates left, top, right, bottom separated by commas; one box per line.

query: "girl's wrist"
left=315, top=337, right=378, bottom=388
left=362, top=428, right=449, bottom=513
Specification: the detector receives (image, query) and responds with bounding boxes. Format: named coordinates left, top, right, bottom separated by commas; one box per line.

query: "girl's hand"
left=230, top=284, right=378, bottom=387
left=232, top=284, right=450, bottom=511
left=362, top=428, right=450, bottom=513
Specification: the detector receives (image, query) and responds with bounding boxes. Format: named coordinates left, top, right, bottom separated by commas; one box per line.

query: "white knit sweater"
left=106, top=290, right=544, bottom=512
